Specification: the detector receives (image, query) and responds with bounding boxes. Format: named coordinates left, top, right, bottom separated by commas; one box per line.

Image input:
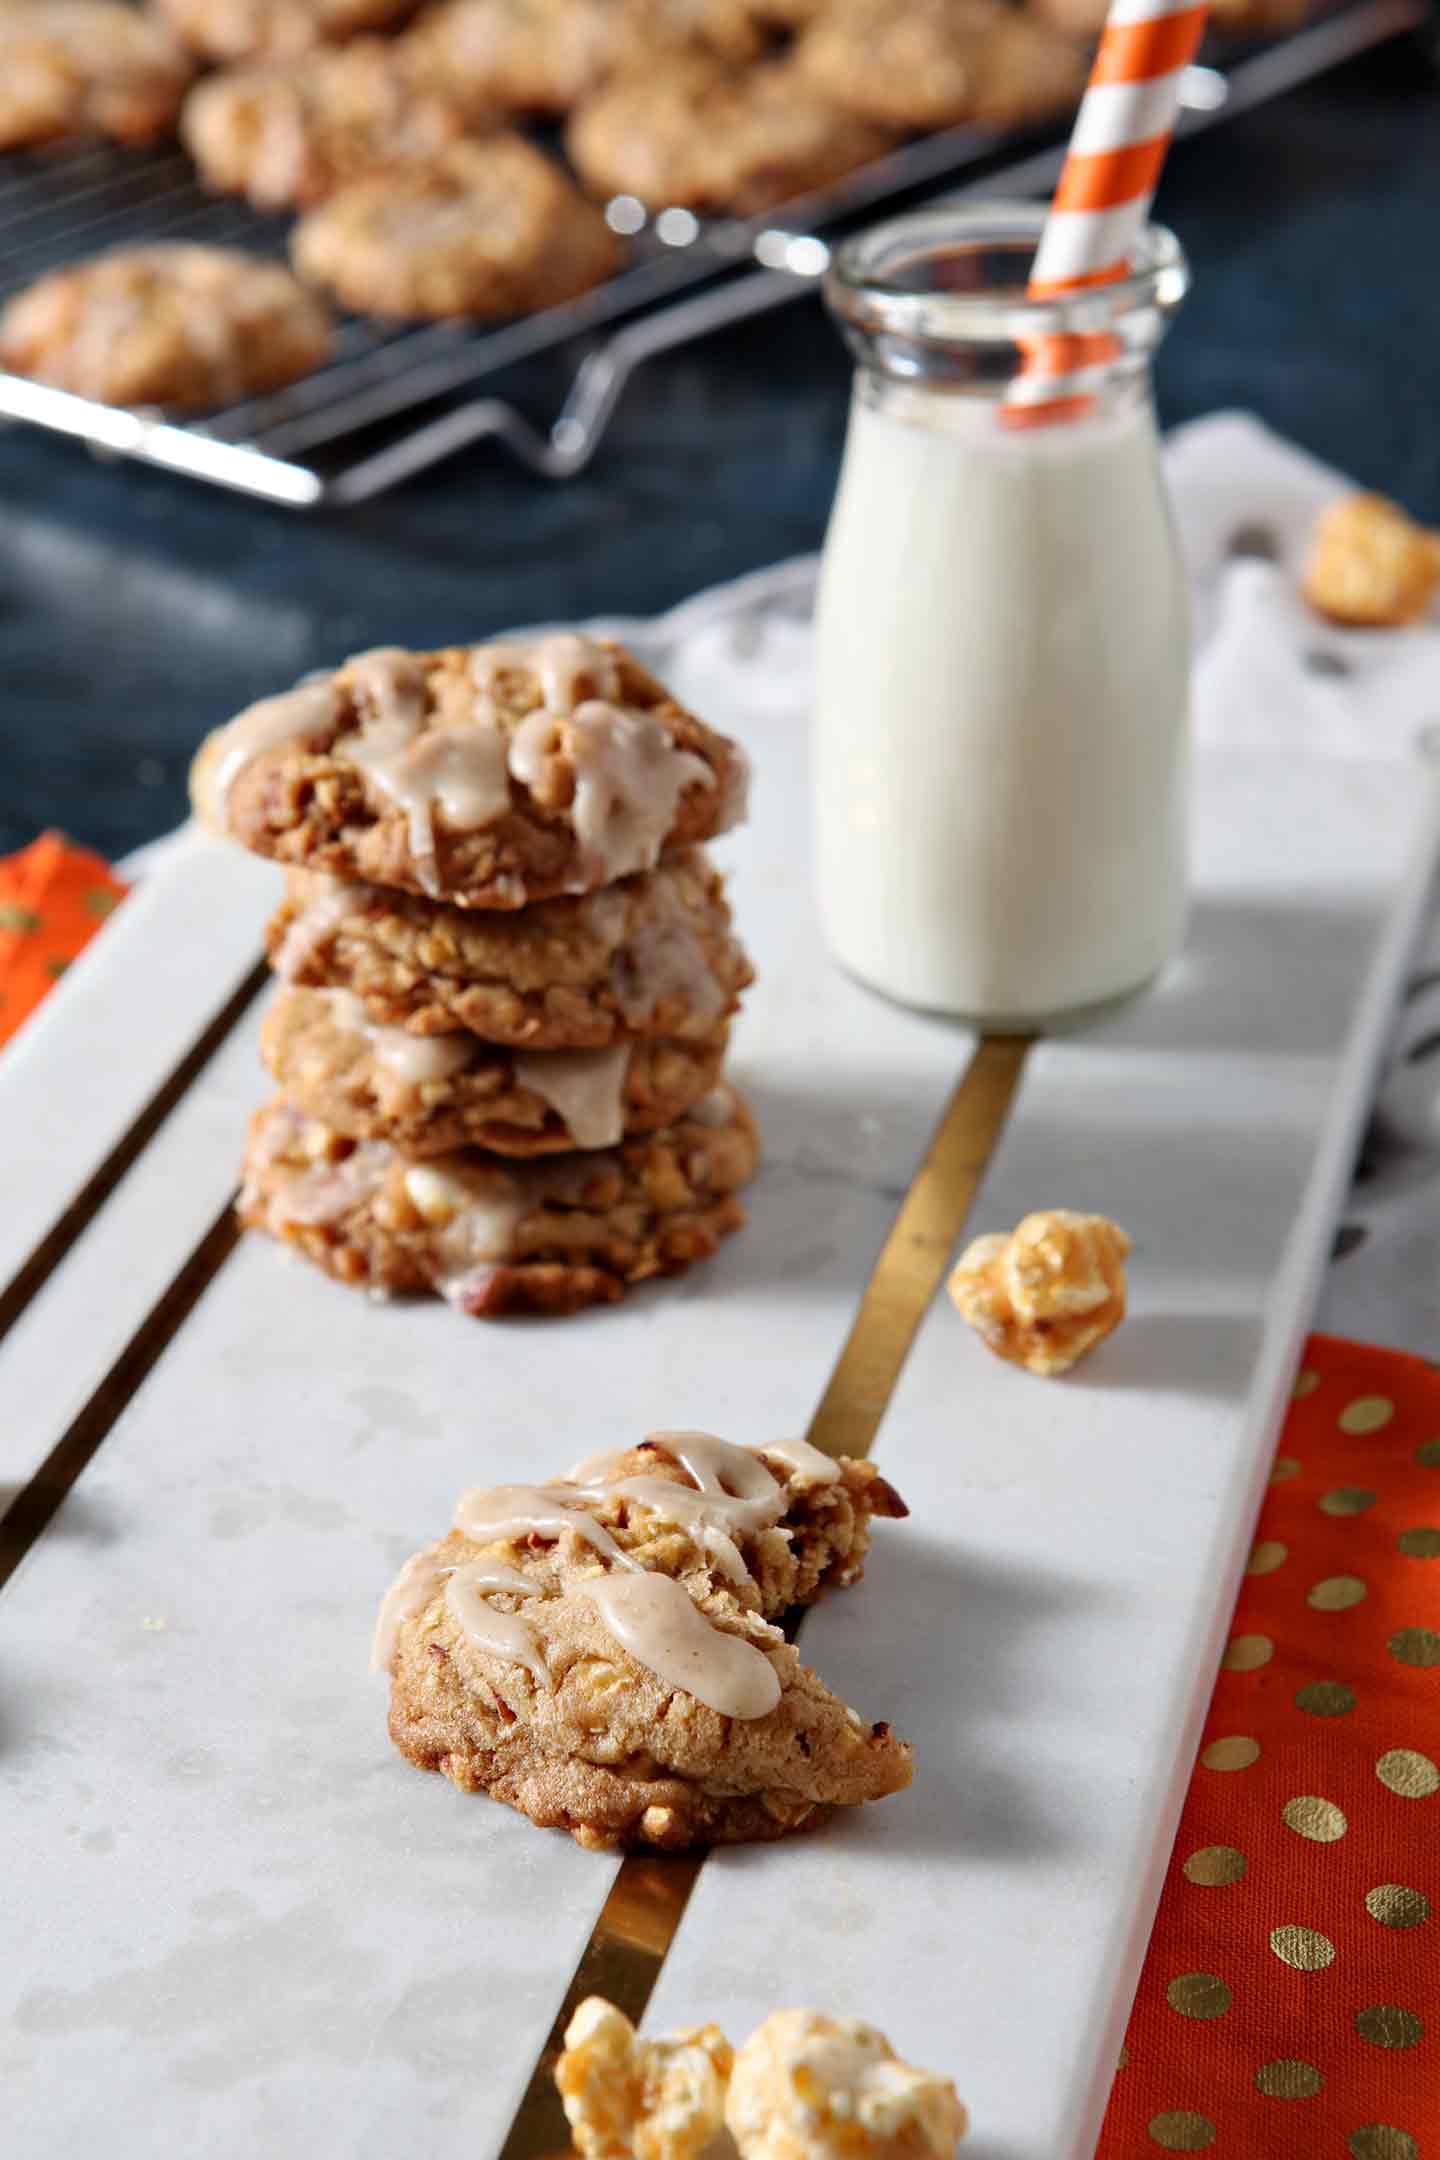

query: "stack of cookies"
left=189, top=630, right=759, bottom=1317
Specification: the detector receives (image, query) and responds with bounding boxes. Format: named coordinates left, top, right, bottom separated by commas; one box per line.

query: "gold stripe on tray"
left=498, top=1031, right=1031, bottom=2160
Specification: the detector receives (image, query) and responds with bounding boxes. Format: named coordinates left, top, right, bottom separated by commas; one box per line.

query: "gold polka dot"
left=1296, top=1680, right=1357, bottom=1717
left=1377, top=1748, right=1440, bottom=1798
left=1201, top=1734, right=1260, bottom=1771
left=1283, top=1794, right=1348, bottom=1842
left=1355, top=2004, right=1425, bottom=2050
left=1293, top=1369, right=1320, bottom=1399
left=1319, top=1485, right=1377, bottom=1516
left=1255, top=2059, right=1323, bottom=2099
left=1271, top=1455, right=1302, bottom=1483
left=1397, top=1526, right=1440, bottom=1558
left=1416, top=1437, right=1440, bottom=1467
left=1366, top=1884, right=1430, bottom=1929
left=1340, top=1394, right=1394, bottom=1434
left=1389, top=1627, right=1440, bottom=1668
left=1349, top=2129, right=1419, bottom=2160
left=1248, top=1539, right=1288, bottom=1575
left=1308, top=1574, right=1367, bottom=1610
left=1166, top=1972, right=1232, bottom=2020
left=1223, top=1633, right=1274, bottom=1671
left=1183, top=1844, right=1247, bottom=1886
left=1270, top=1924, right=1336, bottom=1971
left=1148, top=2112, right=1216, bottom=2152
left=1117, top=2045, right=1131, bottom=2070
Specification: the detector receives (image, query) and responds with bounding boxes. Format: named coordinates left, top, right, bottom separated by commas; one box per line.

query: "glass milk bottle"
left=814, top=205, right=1192, bottom=1025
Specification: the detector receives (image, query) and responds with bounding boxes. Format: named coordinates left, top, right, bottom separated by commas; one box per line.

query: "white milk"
left=813, top=386, right=1190, bottom=1021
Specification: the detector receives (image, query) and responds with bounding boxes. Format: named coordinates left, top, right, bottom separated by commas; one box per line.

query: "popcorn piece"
left=556, top=1996, right=734, bottom=2160
left=725, top=2009, right=967, bottom=2160
left=948, top=1209, right=1129, bottom=1377
left=1302, top=491, right=1440, bottom=628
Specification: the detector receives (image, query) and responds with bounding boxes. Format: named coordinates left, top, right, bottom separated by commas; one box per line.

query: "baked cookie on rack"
left=795, top=0, right=1085, bottom=133
left=191, top=633, right=749, bottom=908
left=152, top=0, right=420, bottom=62
left=373, top=1429, right=912, bottom=1845
left=0, top=3, right=194, bottom=150
left=0, top=243, right=333, bottom=410
left=239, top=1086, right=760, bottom=1313
left=266, top=852, right=753, bottom=1049
left=288, top=134, right=621, bottom=317
left=180, top=39, right=469, bottom=210
left=565, top=55, right=896, bottom=215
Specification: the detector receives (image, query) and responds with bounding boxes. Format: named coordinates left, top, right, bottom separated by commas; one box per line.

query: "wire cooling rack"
left=0, top=0, right=1424, bottom=508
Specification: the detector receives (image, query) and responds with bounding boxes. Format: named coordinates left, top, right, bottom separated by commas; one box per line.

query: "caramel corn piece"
left=556, top=1996, right=734, bottom=2160
left=1302, top=491, right=1440, bottom=628
left=948, top=1209, right=1129, bottom=1377
left=725, top=2008, right=967, bottom=2160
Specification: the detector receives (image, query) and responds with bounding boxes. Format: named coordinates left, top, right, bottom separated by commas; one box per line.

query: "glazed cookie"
left=0, top=244, right=333, bottom=411
left=191, top=634, right=749, bottom=908
left=0, top=3, right=193, bottom=150
left=266, top=852, right=753, bottom=1049
left=152, top=0, right=420, bottom=63
left=180, top=41, right=468, bottom=211
left=239, top=1085, right=760, bottom=1314
left=289, top=134, right=621, bottom=318
left=796, top=0, right=1085, bottom=132
left=565, top=55, right=895, bottom=214
left=259, top=985, right=731, bottom=1155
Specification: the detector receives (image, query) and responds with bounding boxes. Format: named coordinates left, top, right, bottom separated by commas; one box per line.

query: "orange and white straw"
left=1004, top=0, right=1208, bottom=425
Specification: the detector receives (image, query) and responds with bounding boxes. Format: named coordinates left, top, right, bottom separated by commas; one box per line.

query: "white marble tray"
left=2, top=583, right=1436, bottom=2160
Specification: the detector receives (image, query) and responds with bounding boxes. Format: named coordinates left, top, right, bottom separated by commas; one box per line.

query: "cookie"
left=259, top=984, right=731, bottom=1155
left=266, top=851, right=753, bottom=1050
left=0, top=244, right=333, bottom=411
left=152, top=0, right=419, bottom=64
left=0, top=3, right=193, bottom=150
left=180, top=40, right=468, bottom=210
left=795, top=0, right=1085, bottom=132
left=238, top=1084, right=760, bottom=1314
left=374, top=1431, right=910, bottom=1846
left=289, top=134, right=621, bottom=318
left=565, top=55, right=895, bottom=214
left=191, top=634, right=749, bottom=908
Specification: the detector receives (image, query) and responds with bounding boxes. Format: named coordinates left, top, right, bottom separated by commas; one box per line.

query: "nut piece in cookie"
left=557, top=1997, right=734, bottom=2160
left=795, top=0, right=1084, bottom=133
left=290, top=135, right=622, bottom=319
left=948, top=1209, right=1129, bottom=1377
left=0, top=4, right=194, bottom=150
left=1301, top=491, right=1440, bottom=629
left=0, top=244, right=332, bottom=412
left=726, top=2009, right=968, bottom=2160
left=153, top=0, right=420, bottom=63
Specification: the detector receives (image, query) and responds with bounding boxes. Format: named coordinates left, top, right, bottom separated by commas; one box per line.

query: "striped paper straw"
left=1003, top=0, right=1208, bottom=424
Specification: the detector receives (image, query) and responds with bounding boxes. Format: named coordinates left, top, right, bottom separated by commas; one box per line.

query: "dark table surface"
left=2, top=34, right=1437, bottom=863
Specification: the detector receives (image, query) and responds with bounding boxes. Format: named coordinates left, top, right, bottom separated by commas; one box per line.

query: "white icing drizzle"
left=534, top=630, right=622, bottom=712
left=686, top=1085, right=734, bottom=1129
left=246, top=1118, right=389, bottom=1231
left=342, top=649, right=511, bottom=892
left=757, top=1436, right=842, bottom=1485
left=370, top=1545, right=449, bottom=1673
left=565, top=702, right=711, bottom=888
left=585, top=1571, right=780, bottom=1720
left=610, top=912, right=723, bottom=1028
left=320, top=987, right=476, bottom=1093
left=451, top=1483, right=643, bottom=1571
left=273, top=876, right=367, bottom=981
left=512, top=1042, right=629, bottom=1148
left=563, top=1432, right=824, bottom=1587
left=200, top=677, right=336, bottom=829
left=445, top=1561, right=551, bottom=1692
left=401, top=1161, right=525, bottom=1306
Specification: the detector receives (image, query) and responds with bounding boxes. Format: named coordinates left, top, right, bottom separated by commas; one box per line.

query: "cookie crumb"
left=948, top=1209, right=1129, bottom=1376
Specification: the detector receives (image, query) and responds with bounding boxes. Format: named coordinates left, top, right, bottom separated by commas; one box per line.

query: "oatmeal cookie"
left=289, top=134, right=621, bottom=318
left=266, top=852, right=753, bottom=1049
left=796, top=0, right=1085, bottom=132
left=0, top=244, right=332, bottom=411
left=152, top=0, right=419, bottom=63
left=180, top=40, right=468, bottom=210
left=565, top=55, right=895, bottom=214
left=239, top=1087, right=760, bottom=1313
left=191, top=634, right=748, bottom=907
left=260, top=984, right=730, bottom=1154
left=0, top=3, right=193, bottom=150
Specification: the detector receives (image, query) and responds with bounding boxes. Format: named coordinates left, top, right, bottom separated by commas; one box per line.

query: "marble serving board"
left=2, top=580, right=1436, bottom=2160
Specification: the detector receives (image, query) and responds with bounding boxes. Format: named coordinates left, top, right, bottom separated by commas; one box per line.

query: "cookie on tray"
left=180, top=40, right=468, bottom=210
left=239, top=1084, right=760, bottom=1314
left=0, top=244, right=333, bottom=411
left=152, top=0, right=420, bottom=63
left=191, top=634, right=749, bottom=908
left=565, top=55, right=895, bottom=215
left=259, top=984, right=731, bottom=1155
left=0, top=3, right=194, bottom=150
left=373, top=1430, right=911, bottom=1846
left=289, top=134, right=621, bottom=318
left=795, top=0, right=1085, bottom=133
left=266, top=852, right=753, bottom=1050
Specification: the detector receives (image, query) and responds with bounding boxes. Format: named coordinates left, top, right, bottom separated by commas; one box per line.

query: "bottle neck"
left=852, top=357, right=1158, bottom=436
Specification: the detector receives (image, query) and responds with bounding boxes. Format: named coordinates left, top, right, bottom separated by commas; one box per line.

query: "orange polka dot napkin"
left=0, top=831, right=127, bottom=1049
left=1099, top=1333, right=1440, bottom=2160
